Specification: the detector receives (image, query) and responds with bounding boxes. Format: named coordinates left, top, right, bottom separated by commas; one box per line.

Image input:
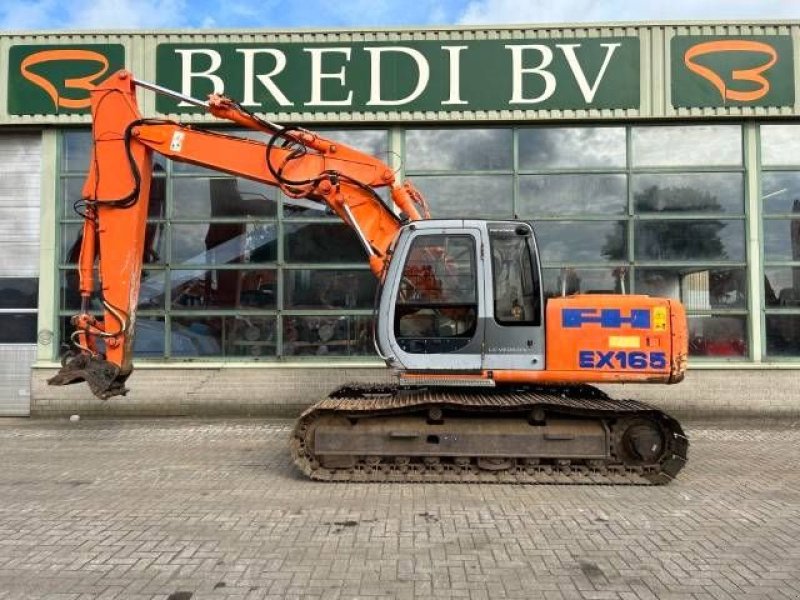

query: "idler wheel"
left=619, top=419, right=665, bottom=464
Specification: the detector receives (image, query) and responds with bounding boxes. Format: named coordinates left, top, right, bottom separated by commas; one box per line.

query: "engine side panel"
left=543, top=294, right=687, bottom=383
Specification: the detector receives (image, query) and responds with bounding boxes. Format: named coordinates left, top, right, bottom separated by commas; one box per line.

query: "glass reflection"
left=761, top=124, right=800, bottom=167
left=0, top=314, right=37, bottom=343
left=765, top=315, right=800, bottom=356
left=316, top=129, right=388, bottom=158
left=62, top=222, right=166, bottom=265
left=635, top=220, right=745, bottom=261
left=632, top=125, right=742, bottom=167
left=763, top=219, right=800, bottom=261
left=0, top=277, right=38, bottom=309
left=405, top=129, right=512, bottom=171
left=285, top=270, right=376, bottom=309
left=62, top=131, right=166, bottom=172
left=224, top=316, right=277, bottom=358
left=283, top=187, right=392, bottom=219
left=173, top=177, right=277, bottom=219
left=283, top=223, right=365, bottom=263
left=64, top=173, right=166, bottom=219
left=541, top=267, right=628, bottom=298
left=519, top=127, right=625, bottom=169
left=171, top=317, right=223, bottom=356
left=519, top=174, right=626, bottom=217
left=283, top=315, right=373, bottom=357
left=170, top=269, right=277, bottom=310
left=633, top=173, right=743, bottom=214
left=411, top=176, right=513, bottom=218
left=533, top=221, right=626, bottom=263
left=60, top=316, right=166, bottom=358
left=688, top=315, right=747, bottom=357
left=764, top=267, right=800, bottom=307
left=635, top=268, right=746, bottom=310
left=60, top=269, right=165, bottom=311
left=171, top=223, right=278, bottom=264
left=762, top=173, right=800, bottom=214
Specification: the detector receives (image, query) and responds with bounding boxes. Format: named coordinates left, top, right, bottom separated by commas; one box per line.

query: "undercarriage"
left=291, top=383, right=688, bottom=484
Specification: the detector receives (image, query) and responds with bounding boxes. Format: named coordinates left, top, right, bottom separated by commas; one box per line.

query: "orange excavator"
left=50, top=71, right=689, bottom=484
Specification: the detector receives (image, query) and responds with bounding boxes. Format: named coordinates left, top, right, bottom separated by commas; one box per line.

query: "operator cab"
left=376, top=220, right=545, bottom=374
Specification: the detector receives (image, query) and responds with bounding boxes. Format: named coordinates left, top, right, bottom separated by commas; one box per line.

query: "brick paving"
left=0, top=418, right=797, bottom=599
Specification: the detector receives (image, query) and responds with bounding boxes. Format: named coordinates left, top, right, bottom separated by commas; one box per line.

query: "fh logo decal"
left=684, top=40, right=777, bottom=103
left=562, top=308, right=651, bottom=329
left=19, top=49, right=112, bottom=110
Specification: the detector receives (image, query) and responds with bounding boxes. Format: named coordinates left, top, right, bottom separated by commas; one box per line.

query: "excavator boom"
left=49, top=70, right=425, bottom=397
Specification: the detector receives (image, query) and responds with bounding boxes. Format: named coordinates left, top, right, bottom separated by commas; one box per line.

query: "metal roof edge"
left=0, top=19, right=799, bottom=38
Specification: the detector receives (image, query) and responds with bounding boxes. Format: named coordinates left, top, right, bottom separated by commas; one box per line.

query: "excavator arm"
left=49, top=70, right=427, bottom=399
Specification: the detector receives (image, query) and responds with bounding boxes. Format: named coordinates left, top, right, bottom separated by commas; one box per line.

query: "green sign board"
left=8, top=44, right=125, bottom=115
left=155, top=38, right=640, bottom=114
left=671, top=36, right=794, bottom=108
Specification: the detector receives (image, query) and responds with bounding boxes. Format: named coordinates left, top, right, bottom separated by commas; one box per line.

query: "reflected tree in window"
left=603, top=185, right=729, bottom=261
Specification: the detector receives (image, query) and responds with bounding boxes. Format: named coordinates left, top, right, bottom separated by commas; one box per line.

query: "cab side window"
left=394, top=234, right=478, bottom=354
left=490, top=231, right=541, bottom=326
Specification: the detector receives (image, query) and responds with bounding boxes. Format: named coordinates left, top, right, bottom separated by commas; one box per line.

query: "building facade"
left=1, top=21, right=799, bottom=417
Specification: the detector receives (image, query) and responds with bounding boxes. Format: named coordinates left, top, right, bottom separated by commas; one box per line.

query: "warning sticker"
left=653, top=307, right=667, bottom=332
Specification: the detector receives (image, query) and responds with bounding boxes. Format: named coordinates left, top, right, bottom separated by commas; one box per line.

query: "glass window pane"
left=60, top=270, right=164, bottom=311
left=171, top=316, right=223, bottom=356
left=282, top=187, right=391, bottom=219
left=0, top=314, right=37, bottom=343
left=765, top=314, right=800, bottom=356
left=763, top=219, right=800, bottom=261
left=398, top=235, right=477, bottom=305
left=542, top=267, right=629, bottom=298
left=764, top=267, right=800, bottom=307
left=283, top=223, right=365, bottom=264
left=633, top=173, right=743, bottom=214
left=284, top=269, right=376, bottom=309
left=170, top=269, right=277, bottom=310
left=490, top=232, right=540, bottom=325
left=62, top=130, right=165, bottom=172
left=761, top=172, right=800, bottom=215
left=63, top=176, right=166, bottom=219
left=133, top=316, right=166, bottom=358
left=761, top=124, right=800, bottom=167
left=635, top=267, right=747, bottom=310
left=316, top=129, right=389, bottom=157
left=283, top=315, right=374, bottom=357
left=62, top=131, right=92, bottom=172
left=173, top=177, right=278, bottom=219
left=172, top=223, right=278, bottom=265
left=405, top=129, right=512, bottom=171
left=688, top=315, right=748, bottom=358
left=519, top=174, right=626, bottom=217
left=519, top=127, right=626, bottom=169
left=62, top=223, right=166, bottom=265
left=635, top=220, right=745, bottom=261
left=224, top=316, right=277, bottom=358
left=533, top=221, right=626, bottom=264
left=632, top=125, right=742, bottom=167
left=0, top=278, right=38, bottom=309
left=412, top=175, right=513, bottom=218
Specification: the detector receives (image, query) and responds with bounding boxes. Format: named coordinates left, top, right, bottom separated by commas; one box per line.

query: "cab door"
left=482, top=224, right=546, bottom=371
left=378, top=225, right=485, bottom=372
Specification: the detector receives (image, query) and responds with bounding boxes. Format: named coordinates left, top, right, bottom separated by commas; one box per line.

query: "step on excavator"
left=49, top=70, right=689, bottom=484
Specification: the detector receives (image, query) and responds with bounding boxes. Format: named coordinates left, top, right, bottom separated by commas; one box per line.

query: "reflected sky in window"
left=633, top=125, right=741, bottom=167
left=519, top=127, right=625, bottom=170
left=405, top=129, right=512, bottom=171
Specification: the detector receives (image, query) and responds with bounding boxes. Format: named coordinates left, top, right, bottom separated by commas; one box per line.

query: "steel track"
left=290, top=383, right=688, bottom=484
